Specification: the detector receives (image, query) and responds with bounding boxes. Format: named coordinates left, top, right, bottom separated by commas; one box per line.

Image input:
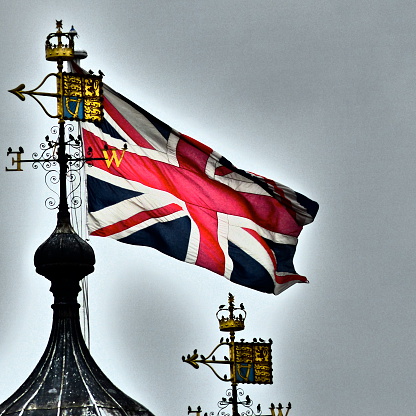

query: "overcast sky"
left=1, top=1, right=416, bottom=415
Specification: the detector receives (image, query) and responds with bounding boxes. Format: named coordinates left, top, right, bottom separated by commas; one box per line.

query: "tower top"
left=1, top=21, right=155, bottom=416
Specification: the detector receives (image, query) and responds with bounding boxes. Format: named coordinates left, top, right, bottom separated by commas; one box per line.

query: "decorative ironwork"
left=183, top=294, right=288, bottom=416
left=5, top=125, right=107, bottom=209
left=217, top=388, right=257, bottom=416
left=6, top=123, right=104, bottom=210
left=187, top=388, right=291, bottom=416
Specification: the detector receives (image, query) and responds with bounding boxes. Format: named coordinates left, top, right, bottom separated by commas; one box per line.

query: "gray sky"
left=1, top=1, right=416, bottom=415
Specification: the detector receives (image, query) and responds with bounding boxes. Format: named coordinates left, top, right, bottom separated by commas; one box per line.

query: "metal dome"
left=0, top=221, right=155, bottom=416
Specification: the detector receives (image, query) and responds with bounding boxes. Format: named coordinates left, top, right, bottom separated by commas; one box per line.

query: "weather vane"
left=6, top=20, right=105, bottom=217
left=182, top=293, right=291, bottom=416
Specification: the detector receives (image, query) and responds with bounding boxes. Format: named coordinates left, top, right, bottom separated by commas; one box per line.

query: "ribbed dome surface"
left=1, top=220, right=155, bottom=416
left=0, top=304, right=154, bottom=416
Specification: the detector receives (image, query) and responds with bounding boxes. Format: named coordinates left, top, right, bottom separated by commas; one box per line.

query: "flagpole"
left=55, top=36, right=70, bottom=226
left=57, top=120, right=70, bottom=225
left=229, top=317, right=239, bottom=416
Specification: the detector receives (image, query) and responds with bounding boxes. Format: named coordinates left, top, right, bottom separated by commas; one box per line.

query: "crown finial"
left=216, top=293, right=246, bottom=332
left=45, top=21, right=76, bottom=61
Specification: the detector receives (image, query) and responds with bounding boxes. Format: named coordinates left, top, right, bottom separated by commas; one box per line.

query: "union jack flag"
left=81, top=83, right=318, bottom=295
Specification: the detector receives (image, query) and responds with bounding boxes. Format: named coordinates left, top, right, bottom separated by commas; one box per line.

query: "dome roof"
left=1, top=220, right=155, bottom=416
left=34, top=221, right=95, bottom=280
left=0, top=302, right=154, bottom=416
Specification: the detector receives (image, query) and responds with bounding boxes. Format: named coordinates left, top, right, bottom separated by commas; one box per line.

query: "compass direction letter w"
left=102, top=148, right=126, bottom=168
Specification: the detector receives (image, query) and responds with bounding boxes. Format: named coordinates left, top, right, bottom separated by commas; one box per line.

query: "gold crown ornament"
left=45, top=20, right=77, bottom=61
left=216, top=293, right=247, bottom=332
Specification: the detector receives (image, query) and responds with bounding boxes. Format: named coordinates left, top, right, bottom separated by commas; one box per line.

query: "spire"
left=0, top=150, right=155, bottom=416
left=0, top=219, right=154, bottom=416
left=1, top=21, right=155, bottom=416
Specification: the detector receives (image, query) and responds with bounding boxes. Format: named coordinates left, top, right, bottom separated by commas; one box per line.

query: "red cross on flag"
left=81, top=82, right=319, bottom=295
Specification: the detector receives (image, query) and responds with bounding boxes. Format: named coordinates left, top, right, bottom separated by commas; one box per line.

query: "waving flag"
left=81, top=82, right=318, bottom=295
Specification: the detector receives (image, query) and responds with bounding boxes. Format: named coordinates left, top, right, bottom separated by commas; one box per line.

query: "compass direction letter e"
left=6, top=147, right=24, bottom=172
